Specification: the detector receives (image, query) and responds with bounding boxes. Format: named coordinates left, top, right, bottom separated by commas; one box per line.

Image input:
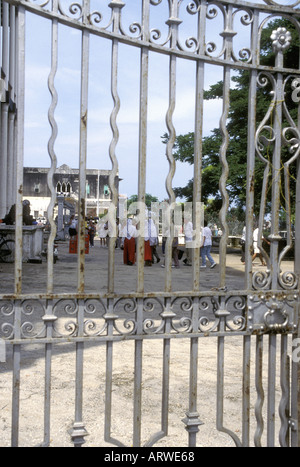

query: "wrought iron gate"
left=1, top=0, right=300, bottom=447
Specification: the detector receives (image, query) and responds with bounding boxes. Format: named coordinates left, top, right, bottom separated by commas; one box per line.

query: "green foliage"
left=127, top=193, right=159, bottom=209
left=162, top=18, right=299, bottom=222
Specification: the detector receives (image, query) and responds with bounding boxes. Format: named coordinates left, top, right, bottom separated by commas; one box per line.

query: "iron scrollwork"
left=1, top=290, right=299, bottom=341
left=253, top=27, right=300, bottom=293
left=0, top=294, right=249, bottom=342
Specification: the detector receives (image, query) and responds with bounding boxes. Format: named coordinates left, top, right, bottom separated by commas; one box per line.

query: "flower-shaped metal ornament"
left=271, top=27, right=292, bottom=52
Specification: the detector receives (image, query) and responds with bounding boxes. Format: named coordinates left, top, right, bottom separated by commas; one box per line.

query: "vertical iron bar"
left=43, top=301, right=57, bottom=446
left=296, top=150, right=300, bottom=279
left=71, top=300, right=88, bottom=447
left=77, top=1, right=90, bottom=294
left=104, top=298, right=124, bottom=447
left=11, top=300, right=21, bottom=447
left=14, top=4, right=26, bottom=295
left=216, top=308, right=241, bottom=446
left=291, top=325, right=300, bottom=447
left=104, top=321, right=113, bottom=442
left=10, top=2, right=26, bottom=446
left=164, top=1, right=179, bottom=292
left=161, top=335, right=170, bottom=437
left=133, top=298, right=143, bottom=447
left=295, top=77, right=300, bottom=449
left=267, top=334, right=277, bottom=446
left=144, top=299, right=173, bottom=447
left=136, top=0, right=149, bottom=294
left=185, top=2, right=206, bottom=447
left=133, top=0, right=149, bottom=447
left=15, top=6, right=25, bottom=295
left=0, top=1, right=9, bottom=219
left=242, top=335, right=251, bottom=446
left=44, top=339, right=52, bottom=446
left=107, top=1, right=122, bottom=294
left=218, top=69, right=230, bottom=288
left=218, top=4, right=234, bottom=289
left=269, top=50, right=284, bottom=289
left=160, top=298, right=173, bottom=440
left=216, top=335, right=241, bottom=446
left=216, top=335, right=225, bottom=437
left=193, top=0, right=206, bottom=291
left=183, top=297, right=202, bottom=446
left=254, top=335, right=264, bottom=447
left=245, top=9, right=259, bottom=289
left=70, top=7, right=90, bottom=446
left=279, top=334, right=289, bottom=447
left=11, top=347, right=21, bottom=447
left=47, top=0, right=58, bottom=294
left=7, top=5, right=16, bottom=211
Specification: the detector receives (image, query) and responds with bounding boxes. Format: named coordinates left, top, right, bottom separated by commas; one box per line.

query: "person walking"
left=149, top=214, right=160, bottom=264
left=87, top=219, right=96, bottom=247
left=160, top=226, right=180, bottom=268
left=122, top=218, right=137, bottom=265
left=240, top=225, right=246, bottom=264
left=68, top=215, right=78, bottom=238
left=252, top=226, right=269, bottom=266
left=200, top=221, right=216, bottom=269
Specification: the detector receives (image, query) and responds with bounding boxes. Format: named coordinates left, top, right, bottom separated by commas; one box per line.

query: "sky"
left=23, top=0, right=266, bottom=201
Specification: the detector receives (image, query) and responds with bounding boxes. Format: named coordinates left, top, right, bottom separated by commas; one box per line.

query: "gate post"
left=296, top=158, right=300, bottom=447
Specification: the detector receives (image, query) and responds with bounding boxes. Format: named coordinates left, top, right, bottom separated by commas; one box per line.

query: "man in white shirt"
left=200, top=221, right=216, bottom=269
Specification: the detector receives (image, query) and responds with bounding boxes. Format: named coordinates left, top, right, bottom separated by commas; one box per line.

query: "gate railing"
left=0, top=290, right=299, bottom=447
left=0, top=0, right=300, bottom=447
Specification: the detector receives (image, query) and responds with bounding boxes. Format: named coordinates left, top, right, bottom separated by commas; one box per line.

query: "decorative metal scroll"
left=17, top=0, right=300, bottom=63
left=1, top=292, right=298, bottom=342
left=254, top=25, right=300, bottom=293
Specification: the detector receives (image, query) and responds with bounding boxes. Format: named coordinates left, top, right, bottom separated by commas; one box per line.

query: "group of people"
left=68, top=214, right=218, bottom=269
left=120, top=216, right=160, bottom=266
left=120, top=216, right=217, bottom=269
left=69, top=214, right=271, bottom=270
left=68, top=215, right=96, bottom=247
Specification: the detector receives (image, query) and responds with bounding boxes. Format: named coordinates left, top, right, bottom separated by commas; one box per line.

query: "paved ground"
left=1, top=238, right=292, bottom=295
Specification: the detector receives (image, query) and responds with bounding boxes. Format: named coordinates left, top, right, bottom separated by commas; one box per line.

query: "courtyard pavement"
left=0, top=238, right=295, bottom=296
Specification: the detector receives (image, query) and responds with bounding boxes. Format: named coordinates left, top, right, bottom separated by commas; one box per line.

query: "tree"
left=163, top=18, right=299, bottom=223
left=127, top=193, right=159, bottom=210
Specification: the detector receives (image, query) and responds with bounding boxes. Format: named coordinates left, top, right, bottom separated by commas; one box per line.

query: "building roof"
left=24, top=164, right=118, bottom=177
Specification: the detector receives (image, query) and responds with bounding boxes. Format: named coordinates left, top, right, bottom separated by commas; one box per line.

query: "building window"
left=57, top=181, right=72, bottom=194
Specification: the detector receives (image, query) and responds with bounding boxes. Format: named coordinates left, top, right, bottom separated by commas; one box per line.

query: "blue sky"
left=23, top=0, right=259, bottom=201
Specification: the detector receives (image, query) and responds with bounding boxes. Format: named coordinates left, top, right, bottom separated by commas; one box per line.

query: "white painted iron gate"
left=1, top=0, right=300, bottom=448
